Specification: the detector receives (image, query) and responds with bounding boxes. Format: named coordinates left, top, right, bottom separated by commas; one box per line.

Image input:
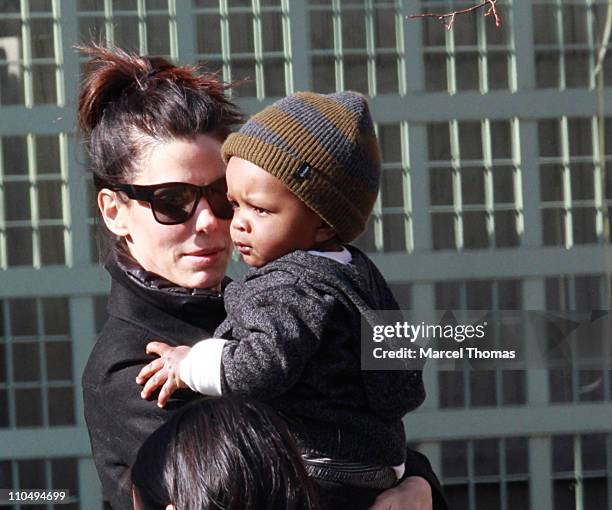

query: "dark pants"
left=315, top=479, right=385, bottom=510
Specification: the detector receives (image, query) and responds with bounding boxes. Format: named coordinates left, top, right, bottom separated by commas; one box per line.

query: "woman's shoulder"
left=82, top=317, right=151, bottom=391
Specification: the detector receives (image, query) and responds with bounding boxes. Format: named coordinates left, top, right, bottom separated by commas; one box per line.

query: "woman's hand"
left=369, top=476, right=433, bottom=510
left=136, top=342, right=191, bottom=408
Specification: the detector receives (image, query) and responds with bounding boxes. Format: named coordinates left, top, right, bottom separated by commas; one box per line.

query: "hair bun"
left=77, top=44, right=159, bottom=133
left=77, top=43, right=242, bottom=196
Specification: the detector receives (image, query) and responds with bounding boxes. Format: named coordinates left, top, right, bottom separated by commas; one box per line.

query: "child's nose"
left=231, top=210, right=250, bottom=233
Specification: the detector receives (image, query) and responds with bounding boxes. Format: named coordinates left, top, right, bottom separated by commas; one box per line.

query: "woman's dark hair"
left=77, top=44, right=243, bottom=191
left=131, top=398, right=319, bottom=510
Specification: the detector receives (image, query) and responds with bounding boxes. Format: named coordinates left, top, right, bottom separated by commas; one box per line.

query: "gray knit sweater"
left=215, top=245, right=425, bottom=467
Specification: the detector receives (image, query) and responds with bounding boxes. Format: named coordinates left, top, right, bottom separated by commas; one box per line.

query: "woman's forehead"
left=136, top=134, right=225, bottom=185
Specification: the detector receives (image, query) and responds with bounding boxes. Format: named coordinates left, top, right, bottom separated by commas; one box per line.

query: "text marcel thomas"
left=370, top=321, right=517, bottom=360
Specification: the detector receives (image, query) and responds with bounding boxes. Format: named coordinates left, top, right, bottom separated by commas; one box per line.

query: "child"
left=137, top=91, right=425, bottom=507
left=132, top=397, right=319, bottom=510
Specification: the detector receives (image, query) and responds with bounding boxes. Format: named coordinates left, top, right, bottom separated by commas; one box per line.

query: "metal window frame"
left=441, top=436, right=531, bottom=510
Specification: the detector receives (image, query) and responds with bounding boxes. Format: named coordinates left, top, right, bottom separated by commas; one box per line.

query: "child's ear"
left=98, top=188, right=131, bottom=237
left=314, top=221, right=337, bottom=244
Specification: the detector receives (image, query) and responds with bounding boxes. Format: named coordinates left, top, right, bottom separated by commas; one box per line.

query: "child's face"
left=226, top=157, right=325, bottom=268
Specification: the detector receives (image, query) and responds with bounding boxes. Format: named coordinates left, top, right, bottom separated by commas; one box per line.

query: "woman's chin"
left=175, top=251, right=230, bottom=289
left=176, top=272, right=224, bottom=290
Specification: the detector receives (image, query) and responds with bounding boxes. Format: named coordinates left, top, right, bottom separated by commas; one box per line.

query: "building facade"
left=0, top=0, right=611, bottom=508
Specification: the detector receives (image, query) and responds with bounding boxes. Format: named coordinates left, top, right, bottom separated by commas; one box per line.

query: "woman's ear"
left=98, top=189, right=130, bottom=237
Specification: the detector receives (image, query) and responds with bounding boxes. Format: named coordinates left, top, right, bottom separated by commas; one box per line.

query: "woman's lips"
left=182, top=247, right=225, bottom=266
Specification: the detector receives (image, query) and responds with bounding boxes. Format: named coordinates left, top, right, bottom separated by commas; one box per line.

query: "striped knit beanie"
left=221, top=91, right=381, bottom=243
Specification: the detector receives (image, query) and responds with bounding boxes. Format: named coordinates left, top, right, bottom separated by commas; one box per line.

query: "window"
left=309, top=0, right=405, bottom=95
left=194, top=0, right=289, bottom=98
left=546, top=274, right=612, bottom=403
left=0, top=0, right=61, bottom=106
left=552, top=434, right=611, bottom=510
left=538, top=117, right=612, bottom=247
left=354, top=122, right=413, bottom=253
left=533, top=1, right=612, bottom=89
left=0, top=298, right=74, bottom=428
left=78, top=0, right=172, bottom=56
left=435, top=279, right=526, bottom=408
left=0, top=135, right=69, bottom=268
left=442, top=437, right=530, bottom=510
left=428, top=120, right=522, bottom=250
left=389, top=282, right=411, bottom=309
left=420, top=0, right=516, bottom=93
left=0, top=457, right=80, bottom=509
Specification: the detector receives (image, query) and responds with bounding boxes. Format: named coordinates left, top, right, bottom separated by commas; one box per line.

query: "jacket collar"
left=105, top=247, right=228, bottom=342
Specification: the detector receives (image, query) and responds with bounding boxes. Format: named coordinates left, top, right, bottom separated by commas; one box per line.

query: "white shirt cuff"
left=179, top=338, right=227, bottom=396
left=393, top=463, right=405, bottom=479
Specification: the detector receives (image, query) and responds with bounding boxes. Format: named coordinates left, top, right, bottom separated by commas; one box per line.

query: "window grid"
left=434, top=278, right=526, bottom=409
left=354, top=121, right=413, bottom=253
left=77, top=0, right=172, bottom=56
left=0, top=0, right=62, bottom=106
left=532, top=0, right=612, bottom=90
left=0, top=134, right=70, bottom=269
left=0, top=298, right=75, bottom=430
left=539, top=116, right=612, bottom=248
left=1, top=457, right=79, bottom=509
left=545, top=274, right=612, bottom=404
left=552, top=433, right=612, bottom=510
left=420, top=0, right=516, bottom=93
left=308, top=0, right=404, bottom=96
left=193, top=0, right=290, bottom=99
left=428, top=119, right=522, bottom=251
left=442, top=437, right=530, bottom=510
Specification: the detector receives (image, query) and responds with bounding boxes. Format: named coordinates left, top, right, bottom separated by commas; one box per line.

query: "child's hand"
left=136, top=341, right=191, bottom=408
left=369, top=476, right=432, bottom=510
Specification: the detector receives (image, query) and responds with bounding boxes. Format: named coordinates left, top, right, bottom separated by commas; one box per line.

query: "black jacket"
left=82, top=251, right=227, bottom=510
left=217, top=246, right=425, bottom=467
left=82, top=250, right=448, bottom=510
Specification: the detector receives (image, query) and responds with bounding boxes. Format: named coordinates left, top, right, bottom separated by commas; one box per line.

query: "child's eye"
left=227, top=196, right=239, bottom=209
left=253, top=206, right=270, bottom=216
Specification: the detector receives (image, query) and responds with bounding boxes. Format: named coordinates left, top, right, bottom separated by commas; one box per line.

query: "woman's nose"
left=194, top=197, right=221, bottom=233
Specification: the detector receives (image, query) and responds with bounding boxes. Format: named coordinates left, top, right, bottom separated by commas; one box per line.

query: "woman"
left=78, top=45, right=445, bottom=510
left=131, top=397, right=319, bottom=510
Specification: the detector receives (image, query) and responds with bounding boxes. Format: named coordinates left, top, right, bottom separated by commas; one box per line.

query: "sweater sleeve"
left=218, top=282, right=335, bottom=398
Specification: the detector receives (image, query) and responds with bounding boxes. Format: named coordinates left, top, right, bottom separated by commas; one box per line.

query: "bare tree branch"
left=593, top=0, right=612, bottom=81
left=409, top=0, right=501, bottom=31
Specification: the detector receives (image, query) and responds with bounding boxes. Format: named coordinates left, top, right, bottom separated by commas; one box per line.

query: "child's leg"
left=314, top=479, right=384, bottom=510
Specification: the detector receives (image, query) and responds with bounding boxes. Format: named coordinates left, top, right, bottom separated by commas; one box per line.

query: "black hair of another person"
left=131, top=397, right=320, bottom=510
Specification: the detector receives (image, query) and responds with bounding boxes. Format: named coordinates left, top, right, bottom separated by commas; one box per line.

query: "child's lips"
left=234, top=242, right=252, bottom=255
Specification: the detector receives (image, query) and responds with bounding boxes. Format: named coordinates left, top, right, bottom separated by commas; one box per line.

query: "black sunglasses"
left=111, top=177, right=233, bottom=225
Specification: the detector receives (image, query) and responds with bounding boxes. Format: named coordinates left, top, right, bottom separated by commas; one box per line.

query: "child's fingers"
left=157, top=379, right=178, bottom=408
left=140, top=370, right=167, bottom=400
left=135, top=358, right=165, bottom=385
left=145, top=341, right=171, bottom=356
